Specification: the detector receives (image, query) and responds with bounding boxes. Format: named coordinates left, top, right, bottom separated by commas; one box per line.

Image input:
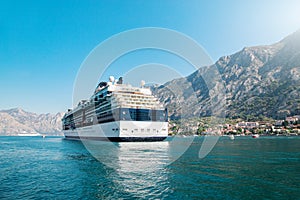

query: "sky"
left=1, top=0, right=300, bottom=113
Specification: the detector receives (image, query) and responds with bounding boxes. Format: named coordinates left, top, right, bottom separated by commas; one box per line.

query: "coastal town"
left=168, top=115, right=300, bottom=136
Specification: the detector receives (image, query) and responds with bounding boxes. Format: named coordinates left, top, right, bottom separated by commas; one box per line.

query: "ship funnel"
left=141, top=80, right=145, bottom=87
left=117, top=77, right=123, bottom=84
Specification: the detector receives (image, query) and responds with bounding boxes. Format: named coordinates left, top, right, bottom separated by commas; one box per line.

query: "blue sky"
left=1, top=0, right=300, bottom=113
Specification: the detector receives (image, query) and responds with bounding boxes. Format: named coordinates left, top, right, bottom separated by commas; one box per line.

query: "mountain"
left=0, top=108, right=64, bottom=136
left=153, top=30, right=300, bottom=120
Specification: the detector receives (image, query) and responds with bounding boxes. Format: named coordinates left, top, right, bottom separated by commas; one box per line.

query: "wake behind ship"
left=62, top=76, right=168, bottom=141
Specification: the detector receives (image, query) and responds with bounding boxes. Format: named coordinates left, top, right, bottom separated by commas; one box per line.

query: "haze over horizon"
left=1, top=0, right=300, bottom=114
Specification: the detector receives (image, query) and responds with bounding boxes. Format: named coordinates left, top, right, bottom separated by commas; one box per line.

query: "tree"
left=282, top=120, right=289, bottom=128
left=197, top=126, right=205, bottom=135
left=237, top=127, right=243, bottom=134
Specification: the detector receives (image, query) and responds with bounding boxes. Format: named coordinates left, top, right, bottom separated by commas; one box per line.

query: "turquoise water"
left=0, top=136, right=299, bottom=199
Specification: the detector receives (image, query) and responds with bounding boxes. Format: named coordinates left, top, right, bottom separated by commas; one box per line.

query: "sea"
left=0, top=136, right=299, bottom=200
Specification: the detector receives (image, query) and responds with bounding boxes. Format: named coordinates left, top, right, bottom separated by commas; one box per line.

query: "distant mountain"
left=153, top=30, right=300, bottom=120
left=0, top=108, right=64, bottom=136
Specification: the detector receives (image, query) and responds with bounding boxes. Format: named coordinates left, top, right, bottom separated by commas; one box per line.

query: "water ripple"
left=0, top=136, right=299, bottom=199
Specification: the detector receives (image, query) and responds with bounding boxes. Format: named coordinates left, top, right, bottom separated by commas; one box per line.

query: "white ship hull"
left=64, top=121, right=168, bottom=142
left=17, top=133, right=41, bottom=136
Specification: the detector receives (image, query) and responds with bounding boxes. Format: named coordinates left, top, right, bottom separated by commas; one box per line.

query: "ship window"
left=122, top=128, right=127, bottom=131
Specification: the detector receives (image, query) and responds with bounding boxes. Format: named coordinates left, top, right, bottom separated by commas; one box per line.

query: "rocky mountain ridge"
left=0, top=108, right=64, bottom=135
left=153, top=30, right=300, bottom=120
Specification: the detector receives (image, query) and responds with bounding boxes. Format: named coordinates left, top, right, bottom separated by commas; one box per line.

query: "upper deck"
left=64, top=76, right=164, bottom=118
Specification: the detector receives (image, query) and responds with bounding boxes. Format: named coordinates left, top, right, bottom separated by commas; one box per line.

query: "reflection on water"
left=80, top=140, right=173, bottom=198
left=109, top=142, right=171, bottom=198
left=114, top=142, right=171, bottom=172
left=81, top=137, right=198, bottom=198
left=82, top=136, right=196, bottom=172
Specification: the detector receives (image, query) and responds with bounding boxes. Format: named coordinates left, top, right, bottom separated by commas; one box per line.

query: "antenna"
left=141, top=80, right=145, bottom=88
left=109, top=76, right=115, bottom=83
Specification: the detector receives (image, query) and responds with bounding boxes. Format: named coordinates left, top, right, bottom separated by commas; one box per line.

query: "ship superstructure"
left=62, top=76, right=168, bottom=141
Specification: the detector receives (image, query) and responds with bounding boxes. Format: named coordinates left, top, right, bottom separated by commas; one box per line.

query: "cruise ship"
left=62, top=76, right=168, bottom=141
